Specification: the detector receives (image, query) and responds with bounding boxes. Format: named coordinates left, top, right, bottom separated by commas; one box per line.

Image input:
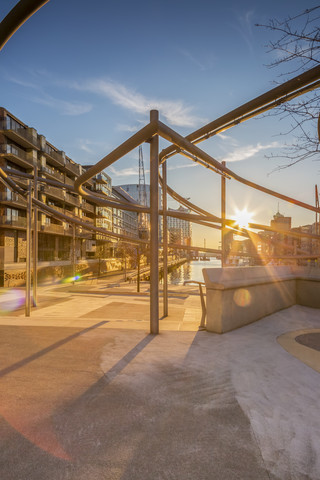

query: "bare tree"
left=256, top=6, right=320, bottom=169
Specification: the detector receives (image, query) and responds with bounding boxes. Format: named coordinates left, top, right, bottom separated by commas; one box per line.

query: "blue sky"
left=1, top=0, right=320, bottom=247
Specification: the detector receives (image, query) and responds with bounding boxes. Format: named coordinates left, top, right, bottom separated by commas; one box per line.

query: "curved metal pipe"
left=74, top=122, right=156, bottom=197
left=0, top=0, right=49, bottom=50
left=160, top=66, right=320, bottom=161
left=158, top=173, right=218, bottom=218
left=157, top=120, right=320, bottom=216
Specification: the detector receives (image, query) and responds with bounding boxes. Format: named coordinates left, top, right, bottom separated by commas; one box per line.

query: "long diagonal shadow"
left=0, top=321, right=109, bottom=378
left=72, top=333, right=156, bottom=403
left=102, top=334, right=155, bottom=385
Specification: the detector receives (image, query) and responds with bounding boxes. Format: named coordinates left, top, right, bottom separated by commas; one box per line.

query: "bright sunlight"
left=233, top=209, right=253, bottom=229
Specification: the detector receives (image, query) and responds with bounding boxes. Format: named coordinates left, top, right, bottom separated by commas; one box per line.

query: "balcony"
left=14, top=176, right=29, bottom=187
left=0, top=121, right=40, bottom=150
left=96, top=207, right=112, bottom=219
left=95, top=173, right=111, bottom=185
left=44, top=185, right=65, bottom=202
left=40, top=223, right=66, bottom=235
left=0, top=192, right=27, bottom=208
left=65, top=192, right=80, bottom=207
left=65, top=160, right=80, bottom=176
left=0, top=144, right=35, bottom=169
left=42, top=146, right=65, bottom=168
left=64, top=176, right=74, bottom=187
left=40, top=165, right=65, bottom=183
left=0, top=215, right=27, bottom=228
left=81, top=200, right=95, bottom=213
left=81, top=215, right=95, bottom=225
left=44, top=185, right=80, bottom=207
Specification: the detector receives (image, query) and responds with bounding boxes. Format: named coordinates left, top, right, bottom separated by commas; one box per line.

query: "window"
left=6, top=116, right=24, bottom=132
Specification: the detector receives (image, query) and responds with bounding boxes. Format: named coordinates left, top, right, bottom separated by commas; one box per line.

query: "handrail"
left=184, top=280, right=206, bottom=330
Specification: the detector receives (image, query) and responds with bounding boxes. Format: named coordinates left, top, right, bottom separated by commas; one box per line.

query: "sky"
left=1, top=0, right=320, bottom=248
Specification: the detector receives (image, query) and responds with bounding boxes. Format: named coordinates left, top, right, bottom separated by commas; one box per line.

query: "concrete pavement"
left=0, top=283, right=319, bottom=479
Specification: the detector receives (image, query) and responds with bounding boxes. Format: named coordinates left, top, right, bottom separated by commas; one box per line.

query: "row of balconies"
left=0, top=187, right=100, bottom=217
left=0, top=215, right=94, bottom=238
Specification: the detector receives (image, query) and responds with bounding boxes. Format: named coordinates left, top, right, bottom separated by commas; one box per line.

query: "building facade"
left=0, top=107, right=138, bottom=286
left=167, top=206, right=192, bottom=246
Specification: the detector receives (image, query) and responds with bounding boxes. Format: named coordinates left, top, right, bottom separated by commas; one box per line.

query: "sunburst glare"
left=233, top=208, right=254, bottom=229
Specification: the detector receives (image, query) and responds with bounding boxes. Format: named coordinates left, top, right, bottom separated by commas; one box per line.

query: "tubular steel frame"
left=2, top=0, right=320, bottom=334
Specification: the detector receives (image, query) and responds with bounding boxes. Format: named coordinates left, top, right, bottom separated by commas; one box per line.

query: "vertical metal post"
left=149, top=109, right=159, bottom=334
left=137, top=248, right=140, bottom=293
left=221, top=161, right=226, bottom=267
left=25, top=180, right=32, bottom=317
left=72, top=224, right=76, bottom=283
left=32, top=166, right=38, bottom=306
left=124, top=251, right=127, bottom=281
left=162, top=160, right=168, bottom=317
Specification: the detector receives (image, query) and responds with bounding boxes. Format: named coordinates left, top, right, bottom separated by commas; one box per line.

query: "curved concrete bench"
left=202, top=266, right=320, bottom=333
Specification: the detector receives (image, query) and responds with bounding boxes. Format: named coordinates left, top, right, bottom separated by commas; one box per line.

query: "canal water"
left=167, top=258, right=221, bottom=285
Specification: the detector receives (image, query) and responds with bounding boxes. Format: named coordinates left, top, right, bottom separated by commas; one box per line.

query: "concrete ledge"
left=203, top=266, right=320, bottom=334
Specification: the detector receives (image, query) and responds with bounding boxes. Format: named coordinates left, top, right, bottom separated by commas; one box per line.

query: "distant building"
left=167, top=206, right=192, bottom=246
left=112, top=186, right=139, bottom=239
left=117, top=183, right=162, bottom=241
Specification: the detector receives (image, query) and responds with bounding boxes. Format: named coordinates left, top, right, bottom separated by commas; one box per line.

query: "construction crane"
left=138, top=145, right=148, bottom=239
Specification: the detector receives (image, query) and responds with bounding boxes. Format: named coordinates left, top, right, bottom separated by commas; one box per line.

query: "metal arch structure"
left=2, top=2, right=320, bottom=333
left=0, top=0, right=50, bottom=50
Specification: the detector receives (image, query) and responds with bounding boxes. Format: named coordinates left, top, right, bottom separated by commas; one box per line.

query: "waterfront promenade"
left=0, top=279, right=319, bottom=479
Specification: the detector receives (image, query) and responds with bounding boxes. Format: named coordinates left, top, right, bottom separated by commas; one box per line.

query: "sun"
left=233, top=208, right=253, bottom=229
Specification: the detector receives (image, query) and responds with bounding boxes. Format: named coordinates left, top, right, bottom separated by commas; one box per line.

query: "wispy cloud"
left=6, top=73, right=92, bottom=116
left=108, top=160, right=199, bottom=178
left=116, top=123, right=140, bottom=133
left=31, top=93, right=92, bottom=116
left=108, top=165, right=139, bottom=177
left=6, top=68, right=205, bottom=126
left=230, top=10, right=255, bottom=53
left=216, top=132, right=239, bottom=147
left=177, top=48, right=215, bottom=72
left=168, top=162, right=199, bottom=171
left=220, top=141, right=280, bottom=162
left=5, top=75, right=38, bottom=89
left=72, top=78, right=206, bottom=128
left=78, top=139, right=110, bottom=154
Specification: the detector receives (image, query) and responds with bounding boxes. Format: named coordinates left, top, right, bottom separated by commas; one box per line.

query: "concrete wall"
left=203, top=266, right=320, bottom=334
left=296, top=279, right=320, bottom=309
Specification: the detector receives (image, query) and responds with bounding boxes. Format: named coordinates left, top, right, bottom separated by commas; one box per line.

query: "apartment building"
left=112, top=186, right=139, bottom=239
left=167, top=206, right=192, bottom=246
left=0, top=108, right=138, bottom=286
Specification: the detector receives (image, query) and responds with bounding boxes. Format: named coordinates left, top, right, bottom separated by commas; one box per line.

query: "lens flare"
left=233, top=209, right=253, bottom=229
left=233, top=288, right=251, bottom=307
left=0, top=289, right=25, bottom=314
left=61, top=274, right=82, bottom=284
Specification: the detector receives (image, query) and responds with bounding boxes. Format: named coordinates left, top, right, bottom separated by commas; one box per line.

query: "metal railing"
left=184, top=280, right=206, bottom=330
